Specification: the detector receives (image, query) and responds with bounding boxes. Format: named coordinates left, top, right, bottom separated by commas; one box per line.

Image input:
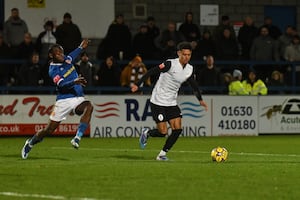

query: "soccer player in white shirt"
left=131, top=42, right=208, bottom=160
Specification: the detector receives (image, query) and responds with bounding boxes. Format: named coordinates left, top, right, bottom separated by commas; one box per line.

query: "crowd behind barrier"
left=1, top=8, right=300, bottom=95
left=0, top=58, right=299, bottom=95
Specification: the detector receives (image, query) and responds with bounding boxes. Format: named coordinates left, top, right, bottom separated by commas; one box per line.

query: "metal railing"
left=0, top=59, right=299, bottom=94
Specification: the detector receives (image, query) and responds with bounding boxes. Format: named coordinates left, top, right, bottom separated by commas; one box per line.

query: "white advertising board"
left=89, top=95, right=211, bottom=138
left=259, top=96, right=300, bottom=134
left=212, top=96, right=258, bottom=136
left=2, top=95, right=298, bottom=137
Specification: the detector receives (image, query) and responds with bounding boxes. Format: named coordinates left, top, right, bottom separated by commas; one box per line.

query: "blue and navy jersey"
left=49, top=47, right=84, bottom=100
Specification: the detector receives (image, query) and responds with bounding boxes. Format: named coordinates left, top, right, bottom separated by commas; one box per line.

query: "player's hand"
left=74, top=75, right=87, bottom=86
left=200, top=100, right=208, bottom=111
left=131, top=84, right=138, bottom=92
left=79, top=39, right=90, bottom=49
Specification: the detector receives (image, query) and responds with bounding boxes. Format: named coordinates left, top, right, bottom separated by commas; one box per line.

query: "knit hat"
left=233, top=69, right=242, bottom=77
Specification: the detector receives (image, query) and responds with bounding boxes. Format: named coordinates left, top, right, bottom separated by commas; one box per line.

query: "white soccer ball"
left=211, top=147, right=228, bottom=162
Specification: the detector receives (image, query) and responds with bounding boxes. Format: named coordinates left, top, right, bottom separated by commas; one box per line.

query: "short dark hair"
left=48, top=44, right=64, bottom=54
left=11, top=8, right=19, bottom=12
left=177, top=42, right=192, bottom=51
left=63, top=12, right=72, bottom=19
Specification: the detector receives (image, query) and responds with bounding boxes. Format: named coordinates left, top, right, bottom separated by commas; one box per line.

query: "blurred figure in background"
left=242, top=69, right=268, bottom=95
left=97, top=56, right=121, bottom=94
left=178, top=11, right=201, bottom=43
left=155, top=21, right=185, bottom=59
left=75, top=52, right=98, bottom=86
left=17, top=32, right=35, bottom=60
left=55, top=12, right=82, bottom=54
left=192, top=30, right=216, bottom=60
left=0, top=33, right=13, bottom=86
left=267, top=70, right=285, bottom=94
left=259, top=16, right=282, bottom=40
left=229, top=69, right=248, bottom=95
left=18, top=51, right=44, bottom=88
left=132, top=24, right=157, bottom=59
left=283, top=34, right=300, bottom=86
left=278, top=25, right=297, bottom=60
left=221, top=72, right=233, bottom=94
left=36, top=20, right=57, bottom=62
left=213, top=15, right=236, bottom=43
left=146, top=16, right=160, bottom=40
left=196, top=55, right=222, bottom=94
left=120, top=55, right=150, bottom=92
left=97, top=14, right=132, bottom=60
left=216, top=28, right=239, bottom=61
left=238, top=16, right=258, bottom=60
left=3, top=7, right=28, bottom=56
left=250, top=26, right=279, bottom=80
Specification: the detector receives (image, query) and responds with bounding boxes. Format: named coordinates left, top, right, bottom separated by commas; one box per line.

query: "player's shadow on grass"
left=112, top=154, right=146, bottom=160
left=0, top=154, right=70, bottom=161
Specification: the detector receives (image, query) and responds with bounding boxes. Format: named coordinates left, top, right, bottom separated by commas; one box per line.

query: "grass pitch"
left=0, top=136, right=300, bottom=200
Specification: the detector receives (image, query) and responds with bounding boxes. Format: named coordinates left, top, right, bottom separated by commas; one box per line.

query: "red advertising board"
left=0, top=95, right=89, bottom=136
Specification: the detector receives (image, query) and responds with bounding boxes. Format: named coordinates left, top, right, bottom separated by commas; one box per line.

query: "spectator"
left=178, top=11, right=201, bottom=42
left=250, top=26, right=280, bottom=80
left=284, top=35, right=300, bottom=86
left=97, top=14, right=132, bottom=60
left=132, top=24, right=157, bottom=59
left=17, top=32, right=36, bottom=60
left=120, top=55, right=150, bottom=90
left=196, top=55, right=222, bottom=94
left=216, top=28, right=239, bottom=60
left=222, top=72, right=233, bottom=94
left=228, top=69, right=248, bottom=95
left=0, top=33, right=13, bottom=86
left=155, top=21, right=185, bottom=59
left=259, top=16, right=282, bottom=40
left=18, top=52, right=43, bottom=87
left=192, top=30, right=216, bottom=60
left=36, top=20, right=57, bottom=61
left=75, top=52, right=98, bottom=86
left=213, top=15, right=236, bottom=43
left=3, top=8, right=28, bottom=55
left=55, top=12, right=82, bottom=54
left=242, top=69, right=268, bottom=95
left=146, top=16, right=160, bottom=40
left=267, top=70, right=285, bottom=94
left=13, top=32, right=36, bottom=85
left=238, top=16, right=258, bottom=60
left=278, top=25, right=297, bottom=60
left=97, top=56, right=121, bottom=92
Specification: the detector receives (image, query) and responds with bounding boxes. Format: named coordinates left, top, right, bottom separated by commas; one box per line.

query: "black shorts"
left=150, top=102, right=182, bottom=123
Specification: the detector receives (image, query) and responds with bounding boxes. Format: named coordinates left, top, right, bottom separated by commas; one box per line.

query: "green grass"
left=1, top=136, right=300, bottom=200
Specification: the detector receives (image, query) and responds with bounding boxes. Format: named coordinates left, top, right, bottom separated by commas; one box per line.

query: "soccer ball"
left=211, top=147, right=228, bottom=162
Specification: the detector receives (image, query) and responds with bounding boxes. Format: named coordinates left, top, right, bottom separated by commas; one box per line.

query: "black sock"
left=163, top=129, right=182, bottom=152
left=148, top=129, right=166, bottom=137
left=29, top=134, right=43, bottom=146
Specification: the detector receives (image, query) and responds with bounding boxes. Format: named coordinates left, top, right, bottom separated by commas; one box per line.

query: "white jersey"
left=150, top=58, right=193, bottom=106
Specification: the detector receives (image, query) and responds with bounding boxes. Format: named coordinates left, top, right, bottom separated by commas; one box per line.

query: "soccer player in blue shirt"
left=21, top=39, right=93, bottom=159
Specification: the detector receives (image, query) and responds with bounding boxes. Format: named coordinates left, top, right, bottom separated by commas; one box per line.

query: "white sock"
left=158, top=150, right=166, bottom=156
